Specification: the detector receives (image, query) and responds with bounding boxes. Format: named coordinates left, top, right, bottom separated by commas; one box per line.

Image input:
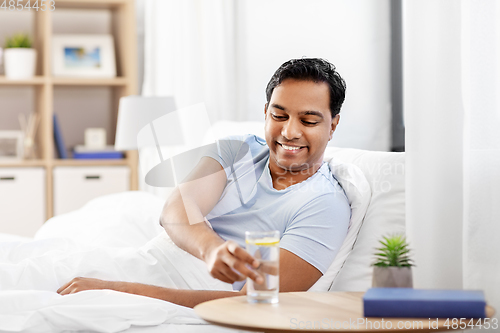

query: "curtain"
left=142, top=0, right=237, bottom=122
left=405, top=0, right=500, bottom=321
left=141, top=0, right=393, bottom=151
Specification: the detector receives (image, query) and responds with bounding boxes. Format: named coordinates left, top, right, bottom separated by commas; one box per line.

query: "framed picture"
left=0, top=131, right=24, bottom=160
left=52, top=34, right=116, bottom=78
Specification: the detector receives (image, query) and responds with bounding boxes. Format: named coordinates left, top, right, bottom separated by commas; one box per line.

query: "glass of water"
left=245, top=230, right=280, bottom=304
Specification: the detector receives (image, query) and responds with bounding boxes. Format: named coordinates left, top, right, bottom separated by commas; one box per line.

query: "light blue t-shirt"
left=203, top=135, right=350, bottom=290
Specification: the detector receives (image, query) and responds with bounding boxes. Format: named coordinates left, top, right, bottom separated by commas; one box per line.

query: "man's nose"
left=281, top=119, right=302, bottom=140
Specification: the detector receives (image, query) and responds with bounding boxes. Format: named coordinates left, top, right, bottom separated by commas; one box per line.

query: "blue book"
left=72, top=145, right=124, bottom=159
left=53, top=114, right=67, bottom=159
left=73, top=151, right=124, bottom=159
left=363, top=288, right=486, bottom=318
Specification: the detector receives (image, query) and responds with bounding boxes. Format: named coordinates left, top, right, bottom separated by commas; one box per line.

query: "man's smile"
left=277, top=142, right=307, bottom=153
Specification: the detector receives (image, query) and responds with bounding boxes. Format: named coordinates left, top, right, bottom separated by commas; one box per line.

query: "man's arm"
left=57, top=247, right=322, bottom=308
left=57, top=277, right=245, bottom=308
left=160, top=156, right=261, bottom=284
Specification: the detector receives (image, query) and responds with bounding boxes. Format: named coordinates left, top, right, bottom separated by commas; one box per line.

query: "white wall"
left=1, top=0, right=392, bottom=151
left=236, top=0, right=391, bottom=150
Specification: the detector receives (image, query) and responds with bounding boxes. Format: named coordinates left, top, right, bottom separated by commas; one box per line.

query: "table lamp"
left=115, top=96, right=178, bottom=151
left=115, top=96, right=183, bottom=187
left=115, top=96, right=251, bottom=191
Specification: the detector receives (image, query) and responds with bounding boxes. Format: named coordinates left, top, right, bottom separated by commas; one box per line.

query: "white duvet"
left=0, top=192, right=244, bottom=333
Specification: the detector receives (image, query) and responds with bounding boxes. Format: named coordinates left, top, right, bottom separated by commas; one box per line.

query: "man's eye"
left=271, top=114, right=287, bottom=120
left=302, top=121, right=319, bottom=125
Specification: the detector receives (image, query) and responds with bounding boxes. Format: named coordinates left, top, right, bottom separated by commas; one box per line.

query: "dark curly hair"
left=265, top=58, right=346, bottom=118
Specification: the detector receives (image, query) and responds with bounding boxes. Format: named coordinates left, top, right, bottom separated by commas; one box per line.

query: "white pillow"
left=325, top=148, right=405, bottom=291
left=308, top=155, right=371, bottom=291
left=202, top=120, right=266, bottom=143
left=35, top=191, right=166, bottom=247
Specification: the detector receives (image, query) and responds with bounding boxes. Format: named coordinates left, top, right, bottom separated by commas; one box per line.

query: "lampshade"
left=114, top=96, right=177, bottom=151
left=115, top=98, right=251, bottom=188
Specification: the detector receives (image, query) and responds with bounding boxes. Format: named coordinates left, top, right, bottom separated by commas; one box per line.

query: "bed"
left=0, top=122, right=405, bottom=332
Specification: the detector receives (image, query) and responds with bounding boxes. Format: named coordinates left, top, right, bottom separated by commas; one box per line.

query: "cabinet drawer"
left=53, top=166, right=130, bottom=216
left=0, top=168, right=46, bottom=237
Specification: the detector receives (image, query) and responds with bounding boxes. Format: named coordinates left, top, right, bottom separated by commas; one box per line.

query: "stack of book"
left=53, top=114, right=124, bottom=159
left=73, top=145, right=123, bottom=159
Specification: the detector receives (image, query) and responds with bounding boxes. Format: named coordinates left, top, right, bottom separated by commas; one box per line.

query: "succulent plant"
left=4, top=33, right=32, bottom=49
left=372, top=234, right=414, bottom=267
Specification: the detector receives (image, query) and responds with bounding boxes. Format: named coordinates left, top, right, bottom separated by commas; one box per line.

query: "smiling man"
left=265, top=77, right=339, bottom=190
left=58, top=58, right=351, bottom=308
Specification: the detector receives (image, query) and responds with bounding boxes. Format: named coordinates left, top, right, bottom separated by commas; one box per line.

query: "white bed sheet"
left=0, top=191, right=253, bottom=333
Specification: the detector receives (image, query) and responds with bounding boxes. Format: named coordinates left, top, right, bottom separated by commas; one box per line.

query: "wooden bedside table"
left=194, top=292, right=495, bottom=333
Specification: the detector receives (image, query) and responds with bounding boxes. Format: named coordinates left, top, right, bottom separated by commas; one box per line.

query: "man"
left=58, top=58, right=351, bottom=308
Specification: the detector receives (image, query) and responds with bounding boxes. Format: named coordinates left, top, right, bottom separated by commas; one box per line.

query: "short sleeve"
left=279, top=192, right=351, bottom=274
left=202, top=135, right=251, bottom=179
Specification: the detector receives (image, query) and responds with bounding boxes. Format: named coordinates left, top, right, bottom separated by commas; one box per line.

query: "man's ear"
left=329, top=114, right=340, bottom=140
left=264, top=103, right=268, bottom=119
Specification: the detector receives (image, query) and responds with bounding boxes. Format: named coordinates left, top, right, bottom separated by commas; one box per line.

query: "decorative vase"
left=372, top=266, right=413, bottom=288
left=4, top=48, right=37, bottom=79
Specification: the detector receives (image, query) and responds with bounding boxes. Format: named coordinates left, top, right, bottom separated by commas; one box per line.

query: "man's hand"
left=57, top=277, right=115, bottom=295
left=204, top=240, right=263, bottom=284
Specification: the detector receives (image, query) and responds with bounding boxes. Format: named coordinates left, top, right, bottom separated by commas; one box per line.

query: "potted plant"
left=4, top=33, right=36, bottom=79
left=372, top=234, right=414, bottom=288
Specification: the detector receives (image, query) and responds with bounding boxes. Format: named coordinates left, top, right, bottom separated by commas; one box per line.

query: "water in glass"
left=245, top=230, right=279, bottom=304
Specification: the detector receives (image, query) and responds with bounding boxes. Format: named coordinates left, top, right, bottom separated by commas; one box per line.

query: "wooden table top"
left=194, top=291, right=496, bottom=333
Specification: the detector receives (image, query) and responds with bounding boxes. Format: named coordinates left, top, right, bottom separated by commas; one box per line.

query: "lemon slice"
left=246, top=237, right=280, bottom=246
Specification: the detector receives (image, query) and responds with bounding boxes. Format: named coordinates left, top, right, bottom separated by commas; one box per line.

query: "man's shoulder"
left=218, top=134, right=266, bottom=146
left=217, top=134, right=268, bottom=160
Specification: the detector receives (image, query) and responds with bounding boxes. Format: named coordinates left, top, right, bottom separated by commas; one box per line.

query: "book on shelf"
left=53, top=114, right=67, bottom=159
left=73, top=145, right=124, bottom=159
left=363, top=288, right=486, bottom=318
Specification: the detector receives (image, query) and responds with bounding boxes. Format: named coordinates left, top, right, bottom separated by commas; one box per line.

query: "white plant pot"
left=372, top=266, right=413, bottom=288
left=4, top=48, right=37, bottom=79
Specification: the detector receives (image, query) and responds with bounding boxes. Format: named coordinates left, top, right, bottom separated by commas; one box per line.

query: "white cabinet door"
left=53, top=166, right=130, bottom=216
left=0, top=168, right=46, bottom=237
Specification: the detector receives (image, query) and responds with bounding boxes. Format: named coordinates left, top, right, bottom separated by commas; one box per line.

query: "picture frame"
left=0, top=131, right=24, bottom=160
left=52, top=34, right=116, bottom=78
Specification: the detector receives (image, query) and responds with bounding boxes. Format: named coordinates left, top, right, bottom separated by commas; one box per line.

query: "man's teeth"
left=281, top=144, right=302, bottom=151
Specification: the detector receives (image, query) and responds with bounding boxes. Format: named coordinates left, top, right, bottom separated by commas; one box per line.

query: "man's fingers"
left=57, top=282, right=70, bottom=294
left=58, top=285, right=73, bottom=295
left=223, top=251, right=263, bottom=283
left=227, top=242, right=259, bottom=268
left=208, top=241, right=265, bottom=284
left=57, top=278, right=79, bottom=294
left=232, top=260, right=262, bottom=282
left=225, top=243, right=263, bottom=283
left=58, top=277, right=107, bottom=295
left=211, top=253, right=248, bottom=283
left=221, top=269, right=242, bottom=283
left=211, top=269, right=234, bottom=284
left=217, top=257, right=244, bottom=282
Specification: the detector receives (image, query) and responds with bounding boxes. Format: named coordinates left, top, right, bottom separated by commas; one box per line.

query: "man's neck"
left=268, top=162, right=323, bottom=190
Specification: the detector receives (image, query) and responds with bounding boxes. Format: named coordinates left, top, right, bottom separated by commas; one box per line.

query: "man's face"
left=264, top=78, right=339, bottom=177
